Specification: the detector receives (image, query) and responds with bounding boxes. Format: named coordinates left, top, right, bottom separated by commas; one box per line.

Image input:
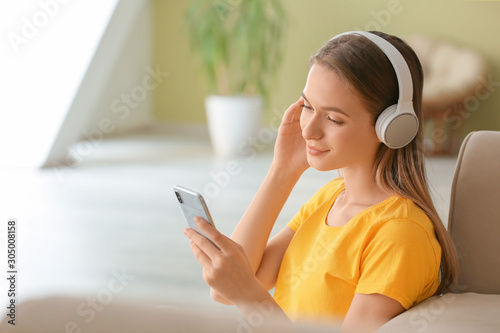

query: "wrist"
left=268, top=163, right=305, bottom=183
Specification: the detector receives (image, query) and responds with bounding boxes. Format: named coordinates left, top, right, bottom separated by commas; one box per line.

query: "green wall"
left=153, top=0, right=500, bottom=135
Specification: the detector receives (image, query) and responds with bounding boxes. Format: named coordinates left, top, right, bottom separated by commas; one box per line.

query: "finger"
left=282, top=97, right=305, bottom=124
left=193, top=217, right=232, bottom=252
left=184, top=224, right=221, bottom=259
left=297, top=95, right=305, bottom=105
left=188, top=239, right=212, bottom=268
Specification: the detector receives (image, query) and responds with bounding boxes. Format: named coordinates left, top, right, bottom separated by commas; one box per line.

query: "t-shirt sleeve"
left=287, top=178, right=343, bottom=232
left=287, top=206, right=306, bottom=232
left=355, top=219, right=441, bottom=309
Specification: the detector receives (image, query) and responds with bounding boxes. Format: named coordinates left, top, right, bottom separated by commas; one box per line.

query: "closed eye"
left=301, top=104, right=343, bottom=125
left=327, top=116, right=343, bottom=125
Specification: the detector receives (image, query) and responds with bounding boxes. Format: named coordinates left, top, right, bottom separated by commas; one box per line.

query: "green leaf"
left=182, top=0, right=287, bottom=101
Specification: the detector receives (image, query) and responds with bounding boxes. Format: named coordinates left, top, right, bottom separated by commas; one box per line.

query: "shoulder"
left=360, top=198, right=441, bottom=265
left=369, top=198, right=437, bottom=241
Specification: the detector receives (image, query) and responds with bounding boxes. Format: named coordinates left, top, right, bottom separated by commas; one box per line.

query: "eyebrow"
left=301, top=92, right=350, bottom=117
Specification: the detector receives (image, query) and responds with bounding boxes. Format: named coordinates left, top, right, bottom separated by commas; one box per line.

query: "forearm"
left=231, top=164, right=302, bottom=273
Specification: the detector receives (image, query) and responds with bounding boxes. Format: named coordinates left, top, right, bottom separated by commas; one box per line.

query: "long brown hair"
left=310, top=31, right=458, bottom=295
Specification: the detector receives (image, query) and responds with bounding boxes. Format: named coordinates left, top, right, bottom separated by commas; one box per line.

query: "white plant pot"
left=205, top=95, right=263, bottom=158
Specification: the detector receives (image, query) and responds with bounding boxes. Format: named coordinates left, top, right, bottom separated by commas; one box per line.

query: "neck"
left=340, top=163, right=392, bottom=206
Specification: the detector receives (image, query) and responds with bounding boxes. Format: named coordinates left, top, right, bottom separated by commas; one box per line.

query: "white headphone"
left=330, top=31, right=419, bottom=149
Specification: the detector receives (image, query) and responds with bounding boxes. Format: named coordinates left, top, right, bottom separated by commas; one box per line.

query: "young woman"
left=184, top=31, right=458, bottom=332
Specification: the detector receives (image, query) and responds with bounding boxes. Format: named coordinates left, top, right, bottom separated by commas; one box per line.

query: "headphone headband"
left=328, top=31, right=418, bottom=149
left=330, top=31, right=413, bottom=104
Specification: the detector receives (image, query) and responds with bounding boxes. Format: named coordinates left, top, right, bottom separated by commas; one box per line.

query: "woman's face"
left=300, top=64, right=381, bottom=172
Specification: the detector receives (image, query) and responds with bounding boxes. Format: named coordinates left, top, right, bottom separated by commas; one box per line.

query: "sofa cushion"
left=0, top=296, right=339, bottom=333
left=379, top=292, right=500, bottom=333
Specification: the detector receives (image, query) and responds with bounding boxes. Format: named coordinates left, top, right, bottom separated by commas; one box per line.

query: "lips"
left=306, top=144, right=329, bottom=156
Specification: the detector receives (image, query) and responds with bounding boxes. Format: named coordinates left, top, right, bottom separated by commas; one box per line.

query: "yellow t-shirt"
left=273, top=178, right=441, bottom=321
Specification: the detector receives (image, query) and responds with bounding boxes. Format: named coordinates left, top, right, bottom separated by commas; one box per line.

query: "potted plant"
left=185, top=0, right=286, bottom=157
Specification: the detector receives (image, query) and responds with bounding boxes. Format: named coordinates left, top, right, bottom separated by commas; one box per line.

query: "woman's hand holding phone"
left=184, top=217, right=264, bottom=306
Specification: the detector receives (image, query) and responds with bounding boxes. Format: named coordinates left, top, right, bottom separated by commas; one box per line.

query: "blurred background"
left=155, top=0, right=500, bottom=148
left=0, top=0, right=499, bottom=325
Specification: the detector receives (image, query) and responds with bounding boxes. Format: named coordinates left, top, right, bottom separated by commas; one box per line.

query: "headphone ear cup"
left=375, top=105, right=397, bottom=145
left=376, top=104, right=419, bottom=149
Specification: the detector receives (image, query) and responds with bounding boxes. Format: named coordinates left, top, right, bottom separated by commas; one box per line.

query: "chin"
left=307, top=159, right=338, bottom=172
left=312, top=166, right=337, bottom=172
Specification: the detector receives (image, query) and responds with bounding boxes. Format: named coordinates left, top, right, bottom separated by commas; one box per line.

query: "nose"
left=301, top=110, right=323, bottom=141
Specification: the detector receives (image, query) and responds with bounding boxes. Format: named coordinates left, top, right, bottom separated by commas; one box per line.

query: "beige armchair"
left=380, top=130, right=500, bottom=332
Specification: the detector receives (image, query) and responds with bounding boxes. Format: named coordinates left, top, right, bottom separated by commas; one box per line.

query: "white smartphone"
left=173, top=185, right=219, bottom=248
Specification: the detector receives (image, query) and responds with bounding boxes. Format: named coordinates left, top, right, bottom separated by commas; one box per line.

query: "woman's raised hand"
left=271, top=97, right=309, bottom=176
